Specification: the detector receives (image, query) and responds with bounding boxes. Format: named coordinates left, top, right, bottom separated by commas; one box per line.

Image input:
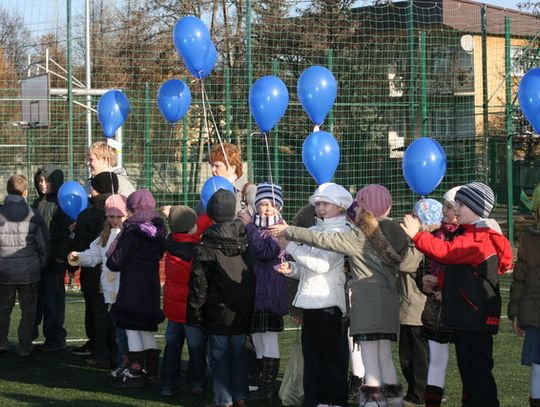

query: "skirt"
left=522, top=326, right=540, bottom=366
left=251, top=310, right=284, bottom=333
left=353, top=333, right=397, bottom=343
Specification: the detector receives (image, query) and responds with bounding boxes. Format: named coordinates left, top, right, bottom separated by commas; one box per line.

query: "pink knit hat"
left=105, top=194, right=127, bottom=217
left=355, top=184, right=392, bottom=217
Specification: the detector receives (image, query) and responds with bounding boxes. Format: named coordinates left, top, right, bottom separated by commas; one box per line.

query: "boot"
left=425, top=384, right=444, bottom=407
left=144, top=348, right=161, bottom=385
left=111, top=351, right=147, bottom=388
left=249, top=357, right=263, bottom=390
left=248, top=357, right=280, bottom=403
left=108, top=353, right=129, bottom=380
left=359, top=385, right=387, bottom=407
left=531, top=398, right=540, bottom=407
left=383, top=383, right=403, bottom=407
left=348, top=373, right=363, bottom=403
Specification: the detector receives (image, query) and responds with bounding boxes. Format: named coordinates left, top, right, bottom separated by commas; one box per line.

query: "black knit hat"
left=168, top=205, right=197, bottom=233
left=90, top=172, right=119, bottom=194
left=455, top=182, right=495, bottom=218
left=207, top=189, right=236, bottom=223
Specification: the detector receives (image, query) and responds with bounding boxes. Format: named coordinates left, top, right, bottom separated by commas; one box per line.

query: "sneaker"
left=108, top=365, right=129, bottom=380
left=72, top=343, right=92, bottom=356
left=36, top=343, right=66, bottom=352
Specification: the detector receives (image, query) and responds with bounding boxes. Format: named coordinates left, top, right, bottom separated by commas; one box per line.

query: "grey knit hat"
left=455, top=182, right=495, bottom=218
left=168, top=205, right=197, bottom=233
left=207, top=189, right=236, bottom=223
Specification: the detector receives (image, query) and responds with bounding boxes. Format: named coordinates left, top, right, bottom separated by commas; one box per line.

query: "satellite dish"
left=460, top=35, right=474, bottom=53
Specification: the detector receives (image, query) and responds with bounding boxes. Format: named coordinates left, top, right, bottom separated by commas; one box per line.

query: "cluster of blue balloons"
left=57, top=181, right=88, bottom=221
left=97, top=90, right=130, bottom=138
left=402, top=137, right=447, bottom=196
left=518, top=67, right=540, bottom=134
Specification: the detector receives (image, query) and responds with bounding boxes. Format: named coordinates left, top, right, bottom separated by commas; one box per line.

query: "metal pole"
left=408, top=0, right=416, bottom=138
left=115, top=127, right=123, bottom=167
left=327, top=49, right=334, bottom=134
left=85, top=0, right=92, bottom=150
left=246, top=0, right=253, bottom=180
left=182, top=114, right=189, bottom=205
left=145, top=84, right=151, bottom=189
left=505, top=16, right=514, bottom=243
left=67, top=0, right=74, bottom=178
left=420, top=31, right=427, bottom=136
left=481, top=4, right=489, bottom=176
left=225, top=66, right=231, bottom=143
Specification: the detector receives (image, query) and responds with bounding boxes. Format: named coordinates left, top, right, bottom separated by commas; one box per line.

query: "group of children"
left=2, top=140, right=540, bottom=407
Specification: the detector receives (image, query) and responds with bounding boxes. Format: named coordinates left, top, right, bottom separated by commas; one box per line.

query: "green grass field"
left=0, top=274, right=530, bottom=406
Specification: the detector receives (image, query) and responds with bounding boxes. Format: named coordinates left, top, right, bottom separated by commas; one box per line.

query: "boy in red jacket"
left=160, top=206, right=210, bottom=397
left=401, top=182, right=512, bottom=407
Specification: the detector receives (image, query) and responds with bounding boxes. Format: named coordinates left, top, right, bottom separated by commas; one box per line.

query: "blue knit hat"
left=255, top=182, right=283, bottom=209
left=414, top=198, right=443, bottom=226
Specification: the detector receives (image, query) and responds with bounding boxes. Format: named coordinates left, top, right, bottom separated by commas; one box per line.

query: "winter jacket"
left=285, top=215, right=350, bottom=314
left=163, top=233, right=199, bottom=323
left=112, top=167, right=136, bottom=196
left=244, top=222, right=289, bottom=315
left=413, top=219, right=513, bottom=334
left=77, top=228, right=121, bottom=304
left=32, top=165, right=73, bottom=265
left=508, top=225, right=540, bottom=329
left=285, top=211, right=422, bottom=336
left=187, top=220, right=256, bottom=335
left=69, top=193, right=110, bottom=293
left=106, top=210, right=166, bottom=331
left=0, top=195, right=50, bottom=284
left=397, top=264, right=426, bottom=326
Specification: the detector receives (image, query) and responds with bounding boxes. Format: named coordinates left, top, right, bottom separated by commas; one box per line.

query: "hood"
left=125, top=210, right=167, bottom=241
left=201, top=220, right=248, bottom=256
left=357, top=211, right=406, bottom=265
left=165, top=233, right=199, bottom=262
left=2, top=195, right=30, bottom=221
left=34, top=164, right=64, bottom=197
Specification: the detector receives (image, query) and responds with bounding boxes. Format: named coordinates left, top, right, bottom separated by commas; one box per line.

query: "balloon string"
left=201, top=81, right=230, bottom=170
left=162, top=125, right=175, bottom=193
left=199, top=79, right=214, bottom=169
left=263, top=131, right=274, bottom=187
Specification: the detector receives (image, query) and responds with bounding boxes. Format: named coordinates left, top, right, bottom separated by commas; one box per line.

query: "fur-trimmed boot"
left=425, top=384, right=444, bottom=407
left=359, top=385, right=387, bottom=407
left=530, top=398, right=540, bottom=407
left=248, top=357, right=280, bottom=403
left=144, top=349, right=161, bottom=385
left=249, top=357, right=263, bottom=390
left=348, top=373, right=363, bottom=403
left=111, top=351, right=147, bottom=388
left=383, top=383, right=403, bottom=407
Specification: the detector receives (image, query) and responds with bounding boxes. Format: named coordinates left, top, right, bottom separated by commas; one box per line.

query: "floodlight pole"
left=67, top=0, right=74, bottom=178
left=85, top=0, right=92, bottom=150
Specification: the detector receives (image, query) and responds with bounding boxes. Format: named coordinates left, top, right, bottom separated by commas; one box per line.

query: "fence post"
left=407, top=0, right=416, bottom=138
left=144, top=83, right=152, bottom=190
left=182, top=106, right=189, bottom=205
left=481, top=4, right=489, bottom=177
left=505, top=16, right=514, bottom=243
left=225, top=66, right=231, bottom=143
left=327, top=49, right=334, bottom=134
left=420, top=31, right=427, bottom=137
left=67, top=0, right=74, bottom=178
left=246, top=0, right=254, bottom=180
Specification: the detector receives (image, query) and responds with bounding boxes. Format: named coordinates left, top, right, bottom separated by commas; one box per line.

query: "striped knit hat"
left=255, top=182, right=283, bottom=209
left=455, top=182, right=495, bottom=218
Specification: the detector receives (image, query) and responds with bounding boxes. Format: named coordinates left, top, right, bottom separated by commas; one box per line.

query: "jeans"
left=34, top=262, right=66, bottom=347
left=115, top=325, right=128, bottom=364
left=0, top=282, right=39, bottom=353
left=208, top=334, right=248, bottom=406
left=161, top=321, right=208, bottom=390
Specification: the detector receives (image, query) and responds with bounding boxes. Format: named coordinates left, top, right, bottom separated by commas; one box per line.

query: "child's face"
left=88, top=153, right=110, bottom=176
left=442, top=200, right=458, bottom=224
left=107, top=214, right=125, bottom=229
left=455, top=201, right=478, bottom=224
left=38, top=175, right=52, bottom=195
left=211, top=160, right=236, bottom=179
left=315, top=201, right=342, bottom=219
left=257, top=199, right=280, bottom=217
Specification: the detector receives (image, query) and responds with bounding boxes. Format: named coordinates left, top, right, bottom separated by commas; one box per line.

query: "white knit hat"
left=309, top=182, right=353, bottom=210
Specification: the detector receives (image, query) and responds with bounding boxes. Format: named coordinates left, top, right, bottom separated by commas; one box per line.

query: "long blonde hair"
left=100, top=219, right=113, bottom=246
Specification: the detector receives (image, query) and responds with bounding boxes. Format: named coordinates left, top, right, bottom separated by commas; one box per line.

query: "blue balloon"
left=402, top=137, right=447, bottom=196
left=200, top=176, right=235, bottom=208
left=183, top=40, right=217, bottom=80
left=518, top=68, right=540, bottom=133
left=173, top=16, right=212, bottom=73
left=302, top=130, right=340, bottom=184
left=297, top=66, right=337, bottom=126
left=249, top=76, right=289, bottom=133
left=157, top=79, right=192, bottom=123
left=57, top=181, right=88, bottom=221
left=97, top=90, right=130, bottom=138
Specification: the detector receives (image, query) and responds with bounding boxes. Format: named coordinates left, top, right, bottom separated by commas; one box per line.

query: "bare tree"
left=0, top=7, right=32, bottom=75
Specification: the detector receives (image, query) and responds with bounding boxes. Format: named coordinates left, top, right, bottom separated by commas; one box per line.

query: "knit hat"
left=308, top=182, right=353, bottom=210
left=90, top=172, right=119, bottom=194
left=126, top=189, right=156, bottom=213
left=455, top=182, right=495, bottom=218
left=443, top=186, right=462, bottom=206
left=414, top=198, right=443, bottom=226
left=355, top=184, right=392, bottom=217
left=255, top=182, right=283, bottom=209
left=207, top=189, right=236, bottom=223
left=168, top=205, right=197, bottom=233
left=105, top=194, right=127, bottom=217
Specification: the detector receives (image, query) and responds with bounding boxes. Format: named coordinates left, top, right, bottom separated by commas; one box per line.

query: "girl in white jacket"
left=279, top=183, right=352, bottom=407
left=68, top=194, right=127, bottom=373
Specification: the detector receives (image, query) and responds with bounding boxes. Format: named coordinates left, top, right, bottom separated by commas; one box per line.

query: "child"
left=160, top=205, right=208, bottom=397
left=274, top=184, right=422, bottom=407
left=106, top=189, right=167, bottom=388
left=187, top=189, right=256, bottom=407
left=277, top=182, right=353, bottom=407
left=237, top=182, right=288, bottom=403
left=508, top=183, right=540, bottom=407
left=67, top=194, right=128, bottom=376
left=397, top=198, right=441, bottom=407
left=421, top=187, right=462, bottom=407
left=0, top=175, right=50, bottom=357
left=401, top=182, right=513, bottom=407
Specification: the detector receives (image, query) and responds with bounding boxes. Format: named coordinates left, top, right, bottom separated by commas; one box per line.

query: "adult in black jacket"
left=69, top=172, right=118, bottom=367
left=32, top=164, right=73, bottom=351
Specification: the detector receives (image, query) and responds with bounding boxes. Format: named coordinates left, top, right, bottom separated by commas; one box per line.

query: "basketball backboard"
left=21, top=74, right=49, bottom=128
